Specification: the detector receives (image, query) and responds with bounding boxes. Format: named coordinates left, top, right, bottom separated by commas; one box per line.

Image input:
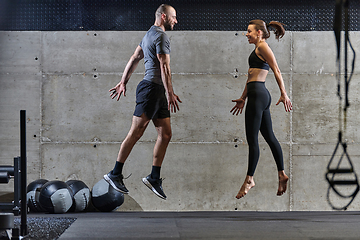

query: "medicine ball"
left=66, top=180, right=91, bottom=212
left=39, top=180, right=73, bottom=213
left=26, top=179, right=48, bottom=212
left=91, top=179, right=124, bottom=212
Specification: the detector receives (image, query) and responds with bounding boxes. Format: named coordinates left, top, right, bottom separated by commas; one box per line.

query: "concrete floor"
left=29, top=211, right=360, bottom=240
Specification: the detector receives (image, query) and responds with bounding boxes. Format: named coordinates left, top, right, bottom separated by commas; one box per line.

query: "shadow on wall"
left=119, top=194, right=143, bottom=211
left=86, top=194, right=143, bottom=212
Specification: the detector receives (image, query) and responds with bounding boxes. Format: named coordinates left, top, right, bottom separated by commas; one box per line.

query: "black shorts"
left=133, top=80, right=170, bottom=119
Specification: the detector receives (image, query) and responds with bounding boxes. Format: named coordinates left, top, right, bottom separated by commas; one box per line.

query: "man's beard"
left=164, top=20, right=172, bottom=31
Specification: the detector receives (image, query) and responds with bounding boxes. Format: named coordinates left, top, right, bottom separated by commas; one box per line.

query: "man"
left=104, top=4, right=181, bottom=200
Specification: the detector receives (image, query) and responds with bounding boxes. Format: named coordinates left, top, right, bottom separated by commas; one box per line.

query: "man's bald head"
left=155, top=4, right=174, bottom=19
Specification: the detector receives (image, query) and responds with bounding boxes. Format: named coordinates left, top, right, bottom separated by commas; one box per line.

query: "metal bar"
left=0, top=172, right=10, bottom=183
left=329, top=180, right=358, bottom=185
left=20, top=110, right=27, bottom=236
left=0, top=203, right=15, bottom=209
left=344, top=0, right=349, bottom=108
left=13, top=157, right=20, bottom=216
left=327, top=168, right=353, bottom=174
left=0, top=166, right=15, bottom=175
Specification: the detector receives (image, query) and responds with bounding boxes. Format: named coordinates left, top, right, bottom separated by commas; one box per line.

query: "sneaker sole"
left=103, top=174, right=129, bottom=194
left=142, top=178, right=167, bottom=200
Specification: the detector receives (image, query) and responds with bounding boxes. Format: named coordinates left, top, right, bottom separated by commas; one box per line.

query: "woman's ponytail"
left=249, top=20, right=285, bottom=40
left=268, top=21, right=285, bottom=40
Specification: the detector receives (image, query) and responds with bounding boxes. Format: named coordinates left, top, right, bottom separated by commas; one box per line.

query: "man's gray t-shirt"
left=139, top=25, right=171, bottom=86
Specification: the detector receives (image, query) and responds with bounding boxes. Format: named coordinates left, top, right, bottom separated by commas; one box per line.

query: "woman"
left=230, top=20, right=292, bottom=199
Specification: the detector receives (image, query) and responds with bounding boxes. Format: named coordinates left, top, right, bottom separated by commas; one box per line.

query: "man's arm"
left=157, top=53, right=181, bottom=112
left=109, top=45, right=144, bottom=101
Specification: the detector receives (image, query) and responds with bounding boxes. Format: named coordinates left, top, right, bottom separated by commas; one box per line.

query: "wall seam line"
left=289, top=31, right=294, bottom=211
left=39, top=31, right=44, bottom=179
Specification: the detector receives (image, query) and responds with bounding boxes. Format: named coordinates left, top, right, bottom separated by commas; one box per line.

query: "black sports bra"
left=248, top=49, right=269, bottom=71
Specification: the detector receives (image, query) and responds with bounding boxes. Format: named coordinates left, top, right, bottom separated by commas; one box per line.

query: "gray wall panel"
left=0, top=30, right=358, bottom=210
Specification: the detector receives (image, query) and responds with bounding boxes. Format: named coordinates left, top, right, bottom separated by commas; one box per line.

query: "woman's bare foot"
left=236, top=176, right=255, bottom=199
left=277, top=171, right=289, bottom=196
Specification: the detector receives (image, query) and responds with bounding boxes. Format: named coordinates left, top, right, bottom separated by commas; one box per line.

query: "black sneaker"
left=142, top=175, right=167, bottom=200
left=104, top=172, right=129, bottom=194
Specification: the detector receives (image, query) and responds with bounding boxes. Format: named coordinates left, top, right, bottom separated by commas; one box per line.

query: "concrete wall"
left=1, top=30, right=360, bottom=211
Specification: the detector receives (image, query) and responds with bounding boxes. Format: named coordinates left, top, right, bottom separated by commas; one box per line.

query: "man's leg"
left=116, top=114, right=151, bottom=164
left=142, top=117, right=172, bottom=199
left=152, top=117, right=172, bottom=167
left=105, top=114, right=150, bottom=193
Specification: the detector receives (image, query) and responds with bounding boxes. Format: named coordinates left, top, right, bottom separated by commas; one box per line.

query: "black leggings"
left=245, top=81, right=284, bottom=176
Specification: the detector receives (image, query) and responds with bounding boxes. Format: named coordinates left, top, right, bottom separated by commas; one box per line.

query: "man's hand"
left=109, top=82, right=126, bottom=101
left=167, top=93, right=182, bottom=113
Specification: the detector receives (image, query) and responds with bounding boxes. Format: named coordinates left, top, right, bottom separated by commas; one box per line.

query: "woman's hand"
left=276, top=94, right=292, bottom=112
left=230, top=98, right=246, bottom=115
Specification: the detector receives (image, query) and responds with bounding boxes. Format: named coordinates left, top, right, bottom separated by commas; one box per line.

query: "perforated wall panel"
left=0, top=0, right=358, bottom=31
